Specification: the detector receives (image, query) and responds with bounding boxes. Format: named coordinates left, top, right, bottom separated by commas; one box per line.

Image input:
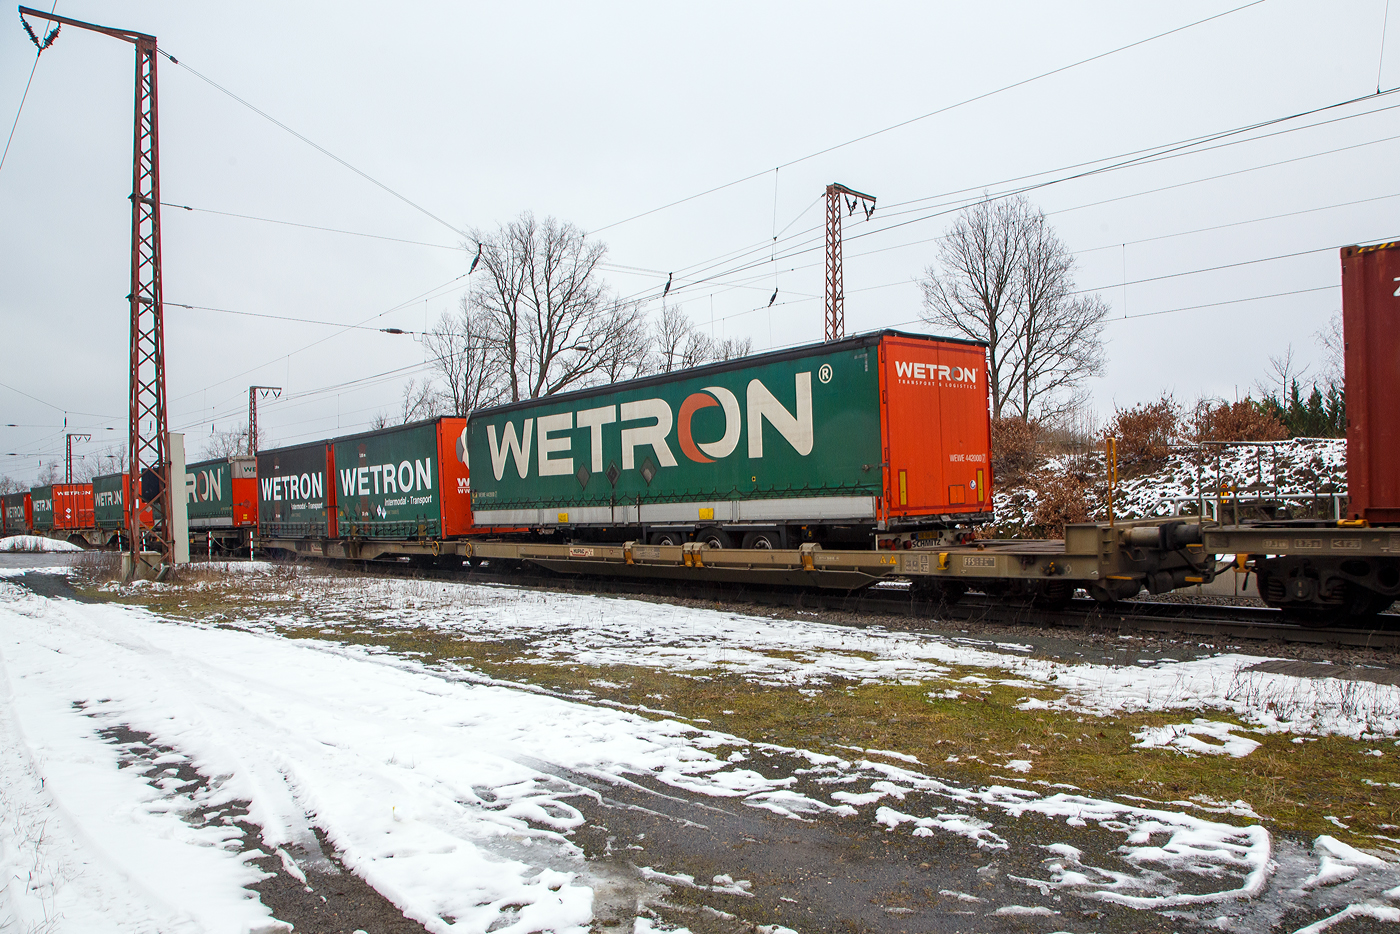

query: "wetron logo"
left=894, top=361, right=978, bottom=385
left=484, top=373, right=814, bottom=481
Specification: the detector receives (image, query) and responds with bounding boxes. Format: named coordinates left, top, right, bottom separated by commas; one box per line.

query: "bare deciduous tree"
left=1315, top=310, right=1344, bottom=389
left=398, top=378, right=443, bottom=424
left=919, top=197, right=1026, bottom=419
left=1011, top=214, right=1107, bottom=420
left=89, top=444, right=128, bottom=477
left=653, top=305, right=713, bottom=373
left=34, top=461, right=61, bottom=485
left=593, top=301, right=652, bottom=384
left=469, top=212, right=640, bottom=402
left=919, top=195, right=1105, bottom=420
left=1256, top=345, right=1308, bottom=399
left=202, top=427, right=262, bottom=460
left=0, top=475, right=24, bottom=494
left=423, top=303, right=502, bottom=417
left=716, top=336, right=753, bottom=361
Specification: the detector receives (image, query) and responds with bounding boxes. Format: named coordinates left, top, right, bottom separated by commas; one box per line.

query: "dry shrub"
left=991, top=417, right=1043, bottom=482
left=1029, top=469, right=1091, bottom=539
left=71, top=550, right=120, bottom=584
left=1188, top=398, right=1288, bottom=443
left=1105, top=394, right=1180, bottom=472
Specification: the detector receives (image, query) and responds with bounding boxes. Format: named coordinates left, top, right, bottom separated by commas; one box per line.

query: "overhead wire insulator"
left=20, top=15, right=59, bottom=53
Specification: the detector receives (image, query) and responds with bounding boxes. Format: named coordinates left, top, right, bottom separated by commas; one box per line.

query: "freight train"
left=5, top=244, right=1397, bottom=625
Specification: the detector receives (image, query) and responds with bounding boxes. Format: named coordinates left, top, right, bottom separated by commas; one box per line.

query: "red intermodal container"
left=1341, top=241, right=1400, bottom=524
left=58, top=484, right=94, bottom=531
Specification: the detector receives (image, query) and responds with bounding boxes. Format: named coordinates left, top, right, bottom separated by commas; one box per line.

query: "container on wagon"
left=257, top=442, right=335, bottom=539
left=465, top=330, right=992, bottom=544
left=93, top=472, right=154, bottom=533
left=185, top=455, right=258, bottom=530
left=332, top=417, right=472, bottom=539
left=2, top=491, right=30, bottom=535
left=30, top=484, right=94, bottom=532
left=1341, top=241, right=1400, bottom=524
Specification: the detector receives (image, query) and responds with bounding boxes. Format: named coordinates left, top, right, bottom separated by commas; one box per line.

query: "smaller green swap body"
left=257, top=442, right=332, bottom=538
left=93, top=473, right=126, bottom=530
left=333, top=420, right=444, bottom=539
left=29, top=486, right=54, bottom=532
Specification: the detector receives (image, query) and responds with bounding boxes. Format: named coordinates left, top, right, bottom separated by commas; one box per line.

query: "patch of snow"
left=938, top=889, right=984, bottom=903
left=875, top=806, right=1007, bottom=850
left=1133, top=719, right=1262, bottom=757
left=993, top=904, right=1059, bottom=916
left=0, top=535, right=82, bottom=552
left=1302, top=835, right=1388, bottom=888
left=1290, top=903, right=1400, bottom=933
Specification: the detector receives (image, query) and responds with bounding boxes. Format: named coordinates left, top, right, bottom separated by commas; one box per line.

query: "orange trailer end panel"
left=231, top=457, right=258, bottom=527
left=436, top=417, right=474, bottom=536
left=879, top=334, right=992, bottom=517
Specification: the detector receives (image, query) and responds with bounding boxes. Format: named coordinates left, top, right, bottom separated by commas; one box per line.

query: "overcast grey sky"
left=2, top=0, right=1395, bottom=483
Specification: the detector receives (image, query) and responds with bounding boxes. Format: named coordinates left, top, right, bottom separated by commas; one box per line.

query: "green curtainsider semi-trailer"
left=465, top=330, right=993, bottom=549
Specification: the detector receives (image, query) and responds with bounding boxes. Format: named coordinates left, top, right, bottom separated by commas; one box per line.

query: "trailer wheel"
left=650, top=530, right=684, bottom=546
left=741, top=531, right=779, bottom=550
left=697, top=527, right=733, bottom=549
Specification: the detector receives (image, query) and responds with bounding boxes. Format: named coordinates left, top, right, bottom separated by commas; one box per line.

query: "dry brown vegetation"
left=1027, top=469, right=1093, bottom=538
left=1105, top=394, right=1181, bottom=473
left=1188, top=398, right=1290, bottom=443
left=990, top=417, right=1043, bottom=483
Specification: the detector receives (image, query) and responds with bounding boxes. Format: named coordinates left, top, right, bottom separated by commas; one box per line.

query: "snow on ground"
left=183, top=569, right=1400, bottom=740
left=994, top=437, right=1347, bottom=530
left=1132, top=719, right=1263, bottom=757
left=4, top=567, right=1400, bottom=932
left=0, top=534, right=82, bottom=552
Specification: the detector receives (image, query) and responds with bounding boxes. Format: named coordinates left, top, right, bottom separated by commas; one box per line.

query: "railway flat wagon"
left=2, top=491, right=30, bottom=535
left=466, top=330, right=992, bottom=548
left=331, top=417, right=473, bottom=541
left=185, top=455, right=258, bottom=554
left=257, top=441, right=335, bottom=540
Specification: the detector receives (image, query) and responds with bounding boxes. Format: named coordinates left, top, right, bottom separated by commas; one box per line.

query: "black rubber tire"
left=650, top=530, right=684, bottom=546
left=697, top=527, right=733, bottom=549
left=741, top=530, right=780, bottom=550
